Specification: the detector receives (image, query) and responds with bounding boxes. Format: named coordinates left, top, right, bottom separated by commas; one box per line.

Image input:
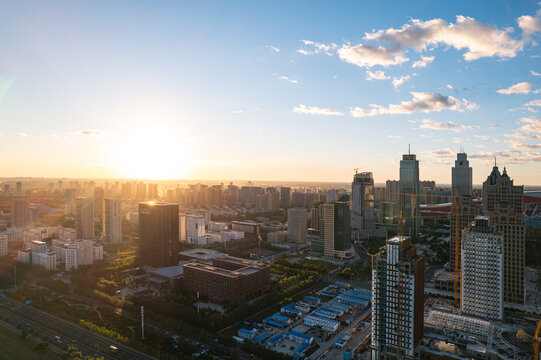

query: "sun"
left=113, top=125, right=192, bottom=180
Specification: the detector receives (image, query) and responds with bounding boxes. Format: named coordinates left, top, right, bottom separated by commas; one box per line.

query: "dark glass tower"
left=139, top=201, right=179, bottom=267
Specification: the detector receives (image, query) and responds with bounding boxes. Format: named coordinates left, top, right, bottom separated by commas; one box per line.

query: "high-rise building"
left=311, top=201, right=324, bottom=230
left=75, top=197, right=95, bottom=240
left=280, top=187, right=291, bottom=208
left=399, top=152, right=420, bottom=238
left=148, top=183, right=158, bottom=200
left=351, top=172, right=376, bottom=241
left=0, top=234, right=7, bottom=257
left=461, top=216, right=503, bottom=320
left=139, top=202, right=179, bottom=267
left=11, top=195, right=28, bottom=227
left=103, top=198, right=122, bottom=244
left=482, top=166, right=525, bottom=305
left=16, top=181, right=22, bottom=195
left=136, top=182, right=147, bottom=201
left=266, top=190, right=279, bottom=211
left=371, top=236, right=425, bottom=360
left=93, top=186, right=104, bottom=218
left=64, top=189, right=76, bottom=215
left=322, top=202, right=354, bottom=259
left=452, top=152, right=472, bottom=196
left=385, top=180, right=399, bottom=203
left=287, top=208, right=307, bottom=244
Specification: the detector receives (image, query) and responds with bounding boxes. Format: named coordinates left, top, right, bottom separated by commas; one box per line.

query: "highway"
left=0, top=295, right=156, bottom=360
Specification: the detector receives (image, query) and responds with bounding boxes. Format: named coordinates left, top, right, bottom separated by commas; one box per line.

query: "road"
left=0, top=295, right=156, bottom=360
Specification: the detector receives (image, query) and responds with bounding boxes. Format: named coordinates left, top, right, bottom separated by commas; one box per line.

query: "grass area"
left=0, top=324, right=62, bottom=360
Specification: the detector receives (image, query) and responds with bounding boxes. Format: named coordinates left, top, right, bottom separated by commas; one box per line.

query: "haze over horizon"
left=1, top=1, right=541, bottom=184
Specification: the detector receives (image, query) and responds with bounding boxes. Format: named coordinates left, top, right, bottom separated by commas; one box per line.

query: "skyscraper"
left=64, top=188, right=76, bottom=215
left=103, top=198, right=122, bottom=244
left=482, top=166, right=525, bottom=305
left=11, top=195, right=28, bottom=227
left=136, top=182, right=147, bottom=201
left=280, top=187, right=291, bottom=208
left=371, top=236, right=424, bottom=360
left=351, top=171, right=376, bottom=241
left=287, top=208, right=307, bottom=244
left=461, top=216, right=503, bottom=320
left=93, top=186, right=104, bottom=218
left=75, top=197, right=95, bottom=240
left=322, top=202, right=354, bottom=259
left=139, top=201, right=179, bottom=267
left=16, top=181, right=22, bottom=195
left=399, top=152, right=420, bottom=238
left=452, top=152, right=472, bottom=196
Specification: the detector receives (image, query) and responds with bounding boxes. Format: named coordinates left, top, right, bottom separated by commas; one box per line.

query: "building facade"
left=399, top=153, right=420, bottom=239
left=103, top=198, right=122, bottom=244
left=452, top=152, right=472, bottom=197
left=11, top=195, right=28, bottom=227
left=482, top=166, right=525, bottom=305
left=371, top=236, right=425, bottom=360
left=351, top=172, right=376, bottom=241
left=461, top=216, right=503, bottom=320
left=139, top=202, right=179, bottom=268
left=75, top=197, right=95, bottom=240
left=287, top=208, right=307, bottom=244
left=322, top=202, right=354, bottom=259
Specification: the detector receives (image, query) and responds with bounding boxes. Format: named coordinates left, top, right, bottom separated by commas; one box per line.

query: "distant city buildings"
left=64, top=189, right=76, bottom=215
left=452, top=152, right=472, bottom=196
left=139, top=201, right=179, bottom=267
left=0, top=234, right=7, bottom=257
left=280, top=187, right=291, bottom=208
left=93, top=186, right=104, bottom=218
left=371, top=236, right=424, bottom=360
left=75, top=197, right=94, bottom=240
left=103, top=198, right=122, bottom=244
left=461, top=216, right=503, bottom=320
left=399, top=151, right=420, bottom=238
left=482, top=166, right=525, bottom=305
left=351, top=172, right=376, bottom=241
left=287, top=208, right=307, bottom=244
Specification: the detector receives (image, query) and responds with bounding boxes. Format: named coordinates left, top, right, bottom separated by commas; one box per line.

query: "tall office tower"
left=64, top=189, right=77, bottom=215
left=482, top=166, right=525, bottom=304
left=11, top=195, right=28, bottom=227
left=136, top=182, right=147, bottom=201
left=280, top=187, right=291, bottom=208
left=93, top=186, right=104, bottom=218
left=0, top=234, right=7, bottom=256
left=371, top=236, right=425, bottom=360
left=138, top=201, right=179, bottom=267
left=311, top=201, right=324, bottom=230
left=75, top=197, right=95, bottom=240
left=16, top=181, right=22, bottom=195
left=327, top=189, right=338, bottom=203
left=321, top=202, right=354, bottom=259
left=385, top=180, right=400, bottom=203
left=351, top=172, right=376, bottom=241
left=266, top=190, right=279, bottom=211
left=227, top=183, right=239, bottom=204
left=292, top=192, right=306, bottom=207
left=452, top=152, right=472, bottom=196
left=287, top=208, right=307, bottom=244
left=240, top=186, right=251, bottom=203
left=399, top=152, right=420, bottom=239
left=103, top=198, right=122, bottom=244
left=3, top=184, right=10, bottom=195
left=58, top=180, right=63, bottom=191
left=461, top=216, right=503, bottom=320
left=449, top=195, right=482, bottom=275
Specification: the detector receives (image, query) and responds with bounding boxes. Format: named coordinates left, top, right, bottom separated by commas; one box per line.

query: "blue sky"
left=0, top=0, right=541, bottom=184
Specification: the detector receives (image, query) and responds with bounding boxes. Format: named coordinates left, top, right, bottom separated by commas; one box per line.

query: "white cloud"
left=279, top=76, right=299, bottom=84
left=365, top=70, right=389, bottom=80
left=364, top=15, right=523, bottom=62
left=419, top=118, right=475, bottom=132
left=267, top=45, right=280, bottom=53
left=337, top=44, right=408, bottom=68
left=293, top=104, right=344, bottom=116
left=297, top=40, right=337, bottom=56
left=350, top=92, right=478, bottom=117
left=474, top=135, right=490, bottom=141
left=80, top=129, right=108, bottom=139
left=453, top=137, right=465, bottom=143
left=508, top=140, right=541, bottom=150
left=412, top=55, right=435, bottom=68
left=517, top=116, right=541, bottom=133
left=517, top=15, right=541, bottom=36
left=531, top=70, right=541, bottom=76
left=497, top=82, right=533, bottom=94
left=18, top=132, right=28, bottom=137
left=387, top=135, right=403, bottom=139
left=392, top=75, right=411, bottom=88
left=524, top=99, right=541, bottom=107
left=424, top=148, right=456, bottom=159
left=233, top=110, right=243, bottom=114
left=446, top=84, right=454, bottom=89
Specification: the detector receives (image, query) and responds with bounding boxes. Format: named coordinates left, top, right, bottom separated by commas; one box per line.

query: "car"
left=109, top=345, right=118, bottom=353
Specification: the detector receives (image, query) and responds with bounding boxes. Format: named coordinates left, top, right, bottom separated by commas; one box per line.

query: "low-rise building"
left=32, top=251, right=56, bottom=271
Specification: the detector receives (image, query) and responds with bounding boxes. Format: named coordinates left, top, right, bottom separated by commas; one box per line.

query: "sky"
left=1, top=0, right=541, bottom=185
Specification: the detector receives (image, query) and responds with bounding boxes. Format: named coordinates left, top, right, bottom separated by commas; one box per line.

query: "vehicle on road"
left=109, top=345, right=118, bottom=353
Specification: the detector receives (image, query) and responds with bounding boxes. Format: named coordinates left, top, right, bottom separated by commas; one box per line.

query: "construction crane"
left=534, top=318, right=541, bottom=360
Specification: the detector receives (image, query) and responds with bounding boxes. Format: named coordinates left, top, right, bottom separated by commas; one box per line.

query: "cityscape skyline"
left=1, top=1, right=541, bottom=184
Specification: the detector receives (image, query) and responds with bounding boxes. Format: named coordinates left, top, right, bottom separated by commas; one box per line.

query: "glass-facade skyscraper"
left=399, top=153, right=420, bottom=238
left=452, top=152, right=472, bottom=196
